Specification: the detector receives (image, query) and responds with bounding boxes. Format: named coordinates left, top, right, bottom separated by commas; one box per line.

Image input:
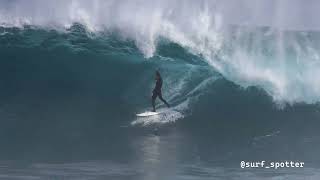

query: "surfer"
left=152, top=71, right=170, bottom=112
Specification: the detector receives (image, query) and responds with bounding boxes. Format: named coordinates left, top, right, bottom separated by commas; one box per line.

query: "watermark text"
left=240, top=161, right=304, bottom=169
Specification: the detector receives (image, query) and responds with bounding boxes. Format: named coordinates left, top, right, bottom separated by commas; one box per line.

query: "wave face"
left=2, top=0, right=320, bottom=105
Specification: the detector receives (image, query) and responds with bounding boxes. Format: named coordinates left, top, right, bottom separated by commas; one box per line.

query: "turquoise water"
left=1, top=1, right=320, bottom=178
left=0, top=25, right=319, bottom=179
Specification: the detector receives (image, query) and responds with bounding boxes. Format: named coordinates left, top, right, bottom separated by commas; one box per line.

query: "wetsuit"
left=152, top=77, right=170, bottom=112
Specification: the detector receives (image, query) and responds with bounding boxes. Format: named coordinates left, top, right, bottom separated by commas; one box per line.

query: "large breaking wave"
left=2, top=0, right=320, bottom=105
left=1, top=1, right=320, bottom=164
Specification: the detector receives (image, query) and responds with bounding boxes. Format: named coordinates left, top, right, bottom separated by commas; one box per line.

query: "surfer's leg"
left=152, top=92, right=157, bottom=112
left=159, top=93, right=170, bottom=108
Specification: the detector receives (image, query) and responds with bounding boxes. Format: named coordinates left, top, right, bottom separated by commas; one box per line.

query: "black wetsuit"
left=152, top=77, right=170, bottom=112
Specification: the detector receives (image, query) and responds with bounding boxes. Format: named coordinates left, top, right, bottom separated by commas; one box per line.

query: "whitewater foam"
left=131, top=108, right=184, bottom=126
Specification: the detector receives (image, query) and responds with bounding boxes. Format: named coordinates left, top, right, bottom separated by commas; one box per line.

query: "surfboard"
left=136, top=111, right=160, bottom=117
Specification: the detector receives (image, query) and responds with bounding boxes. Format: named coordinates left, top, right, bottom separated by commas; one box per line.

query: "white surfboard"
left=136, top=111, right=160, bottom=117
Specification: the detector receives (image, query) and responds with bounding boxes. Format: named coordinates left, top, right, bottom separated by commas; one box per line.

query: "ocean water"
left=1, top=1, right=320, bottom=179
